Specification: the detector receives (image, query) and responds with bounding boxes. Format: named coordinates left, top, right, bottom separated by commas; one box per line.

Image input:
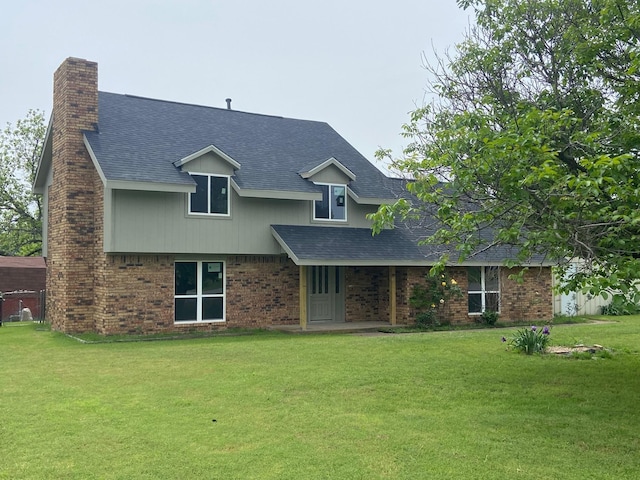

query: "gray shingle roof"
left=271, top=223, right=544, bottom=266
left=271, top=225, right=426, bottom=265
left=84, top=92, right=392, bottom=198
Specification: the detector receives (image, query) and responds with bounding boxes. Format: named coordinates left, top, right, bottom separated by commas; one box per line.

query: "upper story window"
left=189, top=174, right=230, bottom=216
left=314, top=184, right=346, bottom=221
left=468, top=266, right=500, bottom=314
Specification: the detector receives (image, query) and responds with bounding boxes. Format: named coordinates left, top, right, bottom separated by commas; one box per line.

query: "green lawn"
left=1, top=318, right=639, bottom=479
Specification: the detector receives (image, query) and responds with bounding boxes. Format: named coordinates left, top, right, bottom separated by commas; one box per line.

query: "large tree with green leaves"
left=0, top=110, right=45, bottom=256
left=372, top=0, right=640, bottom=296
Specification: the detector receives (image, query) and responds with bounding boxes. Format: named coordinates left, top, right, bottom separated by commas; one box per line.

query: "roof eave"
left=347, top=189, right=395, bottom=205
left=32, top=115, right=54, bottom=194
left=232, top=179, right=321, bottom=201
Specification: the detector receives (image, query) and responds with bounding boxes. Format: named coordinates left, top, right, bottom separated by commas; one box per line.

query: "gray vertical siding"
left=108, top=189, right=378, bottom=254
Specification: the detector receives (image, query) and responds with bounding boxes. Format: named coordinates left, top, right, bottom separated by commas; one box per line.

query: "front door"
left=308, top=266, right=344, bottom=322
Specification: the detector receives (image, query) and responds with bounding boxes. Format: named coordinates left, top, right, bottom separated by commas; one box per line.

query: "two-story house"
left=33, top=58, right=552, bottom=335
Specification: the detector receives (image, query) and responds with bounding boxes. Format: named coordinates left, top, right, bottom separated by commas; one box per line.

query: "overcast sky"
left=0, top=0, right=471, bottom=170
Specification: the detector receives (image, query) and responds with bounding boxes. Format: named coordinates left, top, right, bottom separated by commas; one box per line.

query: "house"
left=0, top=256, right=46, bottom=322
left=33, top=57, right=553, bottom=335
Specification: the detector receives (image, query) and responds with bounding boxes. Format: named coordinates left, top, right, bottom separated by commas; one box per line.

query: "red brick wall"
left=93, top=254, right=175, bottom=335
left=500, top=267, right=553, bottom=321
left=395, top=267, right=426, bottom=324
left=91, top=254, right=301, bottom=335
left=226, top=255, right=299, bottom=328
left=396, top=266, right=553, bottom=324
left=344, top=266, right=388, bottom=322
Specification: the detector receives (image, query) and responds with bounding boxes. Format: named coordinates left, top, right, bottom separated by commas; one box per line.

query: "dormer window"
left=314, top=184, right=346, bottom=221
left=189, top=173, right=230, bottom=216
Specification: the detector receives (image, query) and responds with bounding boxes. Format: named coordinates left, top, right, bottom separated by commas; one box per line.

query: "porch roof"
left=271, top=225, right=427, bottom=266
left=271, top=224, right=552, bottom=267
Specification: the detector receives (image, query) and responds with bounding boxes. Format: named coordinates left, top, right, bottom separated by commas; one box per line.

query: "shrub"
left=601, top=293, right=640, bottom=316
left=507, top=325, right=551, bottom=355
left=410, top=273, right=463, bottom=327
left=415, top=310, right=437, bottom=328
left=479, top=310, right=499, bottom=326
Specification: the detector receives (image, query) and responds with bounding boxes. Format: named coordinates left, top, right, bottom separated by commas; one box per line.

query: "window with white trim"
left=314, top=183, right=346, bottom=221
left=189, top=174, right=230, bottom=215
left=467, top=266, right=500, bottom=314
left=175, top=261, right=225, bottom=322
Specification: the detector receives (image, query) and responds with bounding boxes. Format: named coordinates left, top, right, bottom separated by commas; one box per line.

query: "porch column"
left=389, top=266, right=397, bottom=325
left=299, top=265, right=308, bottom=330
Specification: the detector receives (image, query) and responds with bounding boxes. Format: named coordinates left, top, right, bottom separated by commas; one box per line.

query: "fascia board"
left=232, top=178, right=321, bottom=201
left=83, top=134, right=108, bottom=186
left=33, top=116, right=54, bottom=193
left=105, top=180, right=196, bottom=193
left=347, top=188, right=395, bottom=205
left=281, top=257, right=552, bottom=267
left=271, top=226, right=302, bottom=264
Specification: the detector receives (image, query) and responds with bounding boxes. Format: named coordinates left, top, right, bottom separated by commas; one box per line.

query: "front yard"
left=1, top=317, right=639, bottom=479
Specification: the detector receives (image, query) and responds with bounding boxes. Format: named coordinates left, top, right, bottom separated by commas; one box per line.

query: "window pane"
left=175, top=262, right=197, bottom=295
left=467, top=267, right=482, bottom=291
left=210, top=176, right=228, bottom=214
left=314, top=185, right=329, bottom=219
left=468, top=293, right=482, bottom=313
left=190, top=175, right=208, bottom=213
left=311, top=266, right=317, bottom=294
left=331, top=185, right=346, bottom=219
left=202, top=297, right=223, bottom=320
left=324, top=266, right=329, bottom=294
left=202, top=262, right=223, bottom=294
left=175, top=298, right=197, bottom=321
left=485, top=266, right=499, bottom=291
left=485, top=293, right=500, bottom=312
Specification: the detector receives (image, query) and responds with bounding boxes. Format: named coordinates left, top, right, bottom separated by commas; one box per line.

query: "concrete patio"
left=270, top=321, right=393, bottom=334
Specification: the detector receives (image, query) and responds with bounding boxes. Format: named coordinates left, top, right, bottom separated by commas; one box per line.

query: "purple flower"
left=542, top=326, right=550, bottom=335
left=501, top=336, right=507, bottom=343
left=531, top=325, right=537, bottom=332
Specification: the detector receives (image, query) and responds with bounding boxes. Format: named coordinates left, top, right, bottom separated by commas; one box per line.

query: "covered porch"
left=271, top=224, right=428, bottom=330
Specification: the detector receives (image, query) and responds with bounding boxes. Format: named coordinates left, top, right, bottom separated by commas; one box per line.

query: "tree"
left=371, top=0, right=640, bottom=297
left=0, top=110, right=45, bottom=256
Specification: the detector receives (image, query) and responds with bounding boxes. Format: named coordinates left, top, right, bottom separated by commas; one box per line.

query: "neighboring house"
left=0, top=256, right=46, bottom=321
left=33, top=57, right=553, bottom=335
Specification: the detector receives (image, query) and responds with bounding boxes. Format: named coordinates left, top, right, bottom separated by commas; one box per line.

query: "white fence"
left=552, top=263, right=610, bottom=316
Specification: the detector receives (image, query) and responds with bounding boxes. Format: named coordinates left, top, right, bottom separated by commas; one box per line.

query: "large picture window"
left=314, top=183, right=346, bottom=221
left=468, top=266, right=500, bottom=314
left=175, top=261, right=225, bottom=322
left=189, top=174, right=229, bottom=215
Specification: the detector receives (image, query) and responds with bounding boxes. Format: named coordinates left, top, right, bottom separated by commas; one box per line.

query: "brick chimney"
left=47, top=58, right=99, bottom=333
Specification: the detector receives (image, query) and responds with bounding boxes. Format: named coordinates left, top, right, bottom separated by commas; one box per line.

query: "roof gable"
left=299, top=157, right=356, bottom=183
left=173, top=145, right=241, bottom=171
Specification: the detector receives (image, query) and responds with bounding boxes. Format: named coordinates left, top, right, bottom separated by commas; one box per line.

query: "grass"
left=1, top=317, right=639, bottom=479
